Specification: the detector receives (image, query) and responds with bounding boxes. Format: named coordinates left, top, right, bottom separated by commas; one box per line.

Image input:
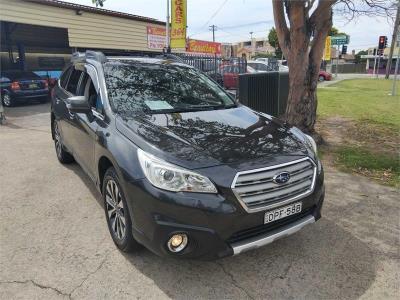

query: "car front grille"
left=231, top=158, right=316, bottom=213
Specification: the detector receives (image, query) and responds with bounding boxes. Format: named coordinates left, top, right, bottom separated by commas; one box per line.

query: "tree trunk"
left=272, top=0, right=334, bottom=134
left=285, top=60, right=318, bottom=133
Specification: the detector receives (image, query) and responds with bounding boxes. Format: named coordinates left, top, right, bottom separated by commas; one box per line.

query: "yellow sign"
left=323, top=36, right=331, bottom=60
left=170, top=0, right=187, bottom=48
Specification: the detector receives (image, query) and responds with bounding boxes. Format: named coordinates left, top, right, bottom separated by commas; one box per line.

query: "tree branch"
left=272, top=0, right=290, bottom=58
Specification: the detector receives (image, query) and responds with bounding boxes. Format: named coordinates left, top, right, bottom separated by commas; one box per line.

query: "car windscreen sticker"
left=144, top=100, right=174, bottom=110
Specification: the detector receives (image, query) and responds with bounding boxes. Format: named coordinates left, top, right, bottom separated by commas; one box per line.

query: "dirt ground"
left=1, top=103, right=399, bottom=299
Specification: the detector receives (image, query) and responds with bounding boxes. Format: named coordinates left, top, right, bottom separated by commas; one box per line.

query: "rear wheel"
left=318, top=75, right=325, bottom=82
left=2, top=94, right=13, bottom=107
left=103, top=167, right=141, bottom=252
left=53, top=120, right=74, bottom=164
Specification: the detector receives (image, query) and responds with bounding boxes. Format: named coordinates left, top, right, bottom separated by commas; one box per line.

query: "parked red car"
left=318, top=70, right=332, bottom=81
left=219, top=65, right=256, bottom=90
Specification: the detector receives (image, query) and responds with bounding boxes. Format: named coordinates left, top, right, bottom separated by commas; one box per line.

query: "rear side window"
left=60, top=67, right=72, bottom=88
left=66, top=69, right=83, bottom=94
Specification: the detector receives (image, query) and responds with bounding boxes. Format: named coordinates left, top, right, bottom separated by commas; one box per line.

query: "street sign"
left=331, top=35, right=350, bottom=45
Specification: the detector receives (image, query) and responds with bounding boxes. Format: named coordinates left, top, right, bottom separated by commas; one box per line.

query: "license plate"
left=29, top=83, right=38, bottom=89
left=264, top=202, right=302, bottom=224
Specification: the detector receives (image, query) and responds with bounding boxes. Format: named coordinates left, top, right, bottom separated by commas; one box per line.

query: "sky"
left=63, top=0, right=395, bottom=52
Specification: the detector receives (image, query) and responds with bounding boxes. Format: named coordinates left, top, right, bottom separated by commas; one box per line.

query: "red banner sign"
left=187, top=39, right=221, bottom=54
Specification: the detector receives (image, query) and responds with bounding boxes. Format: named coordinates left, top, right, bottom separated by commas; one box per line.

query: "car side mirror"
left=66, top=96, right=90, bottom=114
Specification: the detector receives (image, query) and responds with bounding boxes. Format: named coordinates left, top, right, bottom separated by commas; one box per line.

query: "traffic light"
left=342, top=45, right=347, bottom=55
left=378, top=36, right=387, bottom=50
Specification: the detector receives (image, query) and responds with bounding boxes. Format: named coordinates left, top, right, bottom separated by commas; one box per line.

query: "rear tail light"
left=11, top=81, right=20, bottom=90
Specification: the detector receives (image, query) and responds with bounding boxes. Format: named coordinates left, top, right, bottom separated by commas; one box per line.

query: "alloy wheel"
left=105, top=179, right=126, bottom=240
left=2, top=94, right=11, bottom=106
left=54, top=121, right=62, bottom=159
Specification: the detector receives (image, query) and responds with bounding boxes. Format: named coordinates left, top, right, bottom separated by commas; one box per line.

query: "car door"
left=53, top=66, right=74, bottom=151
left=67, top=65, right=101, bottom=180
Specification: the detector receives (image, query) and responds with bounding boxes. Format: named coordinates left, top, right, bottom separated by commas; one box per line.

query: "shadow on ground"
left=4, top=101, right=50, bottom=118
left=120, top=219, right=376, bottom=299
left=63, top=160, right=377, bottom=299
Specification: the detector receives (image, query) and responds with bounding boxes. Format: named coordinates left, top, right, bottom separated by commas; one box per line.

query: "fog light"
left=167, top=233, right=188, bottom=253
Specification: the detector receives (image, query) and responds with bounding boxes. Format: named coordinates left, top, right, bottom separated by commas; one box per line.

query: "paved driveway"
left=0, top=104, right=399, bottom=299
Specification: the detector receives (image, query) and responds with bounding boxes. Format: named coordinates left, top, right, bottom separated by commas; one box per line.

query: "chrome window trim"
left=231, top=157, right=317, bottom=213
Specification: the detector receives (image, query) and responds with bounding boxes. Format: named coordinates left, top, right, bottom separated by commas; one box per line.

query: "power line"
left=187, top=0, right=229, bottom=37
left=219, top=20, right=274, bottom=30
left=200, top=0, right=229, bottom=29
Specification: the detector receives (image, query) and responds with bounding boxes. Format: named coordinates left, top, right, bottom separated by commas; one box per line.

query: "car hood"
left=116, top=105, right=308, bottom=169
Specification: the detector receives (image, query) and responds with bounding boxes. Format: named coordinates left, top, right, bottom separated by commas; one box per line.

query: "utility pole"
left=209, top=25, right=218, bottom=42
left=386, top=1, right=400, bottom=79
left=209, top=25, right=218, bottom=77
left=376, top=51, right=381, bottom=78
left=249, top=31, right=254, bottom=59
left=165, top=0, right=171, bottom=53
left=335, top=45, right=339, bottom=78
left=391, top=33, right=400, bottom=96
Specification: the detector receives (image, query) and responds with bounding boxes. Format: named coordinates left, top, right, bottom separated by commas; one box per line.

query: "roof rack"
left=155, top=53, right=184, bottom=63
left=71, top=51, right=107, bottom=63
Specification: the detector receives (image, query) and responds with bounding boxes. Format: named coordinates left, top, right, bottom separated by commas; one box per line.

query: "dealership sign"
left=323, top=36, right=331, bottom=60
left=187, top=39, right=221, bottom=54
left=170, top=0, right=187, bottom=48
left=147, top=26, right=166, bottom=49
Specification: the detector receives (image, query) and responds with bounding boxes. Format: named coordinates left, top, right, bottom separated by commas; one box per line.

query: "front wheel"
left=103, top=167, right=142, bottom=252
left=2, top=94, right=13, bottom=107
left=318, top=75, right=325, bottom=82
left=53, top=120, right=74, bottom=164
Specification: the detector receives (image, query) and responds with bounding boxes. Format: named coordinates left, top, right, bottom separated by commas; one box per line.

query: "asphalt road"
left=0, top=103, right=399, bottom=299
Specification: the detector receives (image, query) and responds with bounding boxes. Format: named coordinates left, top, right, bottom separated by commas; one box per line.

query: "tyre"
left=103, top=167, right=141, bottom=252
left=2, top=94, right=13, bottom=107
left=318, top=75, right=325, bottom=82
left=53, top=120, right=75, bottom=164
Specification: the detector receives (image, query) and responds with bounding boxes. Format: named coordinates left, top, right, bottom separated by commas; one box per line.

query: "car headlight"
left=137, top=149, right=217, bottom=193
left=304, top=134, right=317, bottom=153
left=290, top=127, right=317, bottom=154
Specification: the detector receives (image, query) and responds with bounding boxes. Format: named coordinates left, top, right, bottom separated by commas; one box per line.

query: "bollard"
left=0, top=98, right=5, bottom=125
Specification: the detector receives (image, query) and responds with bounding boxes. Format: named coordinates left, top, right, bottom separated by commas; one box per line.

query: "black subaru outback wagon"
left=51, top=51, right=324, bottom=260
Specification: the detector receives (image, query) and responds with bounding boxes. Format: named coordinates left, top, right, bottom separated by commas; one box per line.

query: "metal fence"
left=238, top=71, right=289, bottom=117
left=177, top=54, right=247, bottom=90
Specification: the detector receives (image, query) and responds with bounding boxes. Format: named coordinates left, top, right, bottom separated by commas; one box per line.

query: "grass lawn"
left=317, top=78, right=400, bottom=187
left=318, top=79, right=400, bottom=128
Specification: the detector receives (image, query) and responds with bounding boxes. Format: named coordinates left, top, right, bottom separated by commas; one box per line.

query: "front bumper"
left=123, top=169, right=325, bottom=260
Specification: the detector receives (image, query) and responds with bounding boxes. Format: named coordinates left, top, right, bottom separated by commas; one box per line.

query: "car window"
left=79, top=72, right=104, bottom=115
left=66, top=69, right=83, bottom=95
left=60, top=67, right=72, bottom=88
left=104, top=61, right=235, bottom=115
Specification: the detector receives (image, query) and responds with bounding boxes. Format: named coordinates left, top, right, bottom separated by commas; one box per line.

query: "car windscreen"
left=1, top=71, right=41, bottom=80
left=104, top=61, right=236, bottom=115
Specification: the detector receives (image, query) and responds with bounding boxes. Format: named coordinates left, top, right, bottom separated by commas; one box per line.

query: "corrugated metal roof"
left=24, top=0, right=165, bottom=25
